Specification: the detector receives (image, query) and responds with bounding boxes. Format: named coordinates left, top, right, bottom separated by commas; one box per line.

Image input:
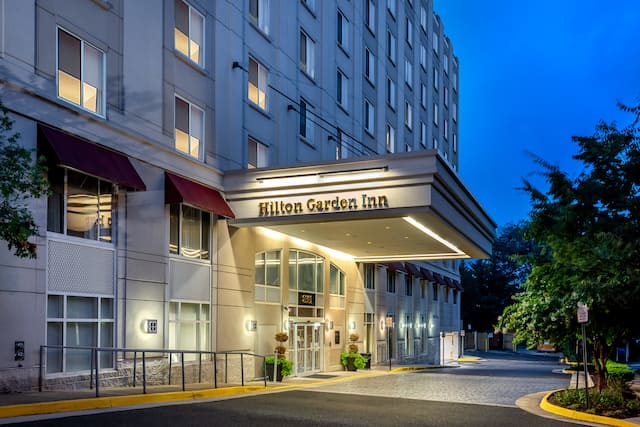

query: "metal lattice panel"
left=48, top=239, right=114, bottom=295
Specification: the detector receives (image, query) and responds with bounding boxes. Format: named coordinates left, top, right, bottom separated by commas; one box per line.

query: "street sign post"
left=577, top=303, right=589, bottom=408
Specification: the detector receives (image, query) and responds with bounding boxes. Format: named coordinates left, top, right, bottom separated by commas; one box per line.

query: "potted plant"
left=340, top=333, right=367, bottom=371
left=266, top=332, right=292, bottom=381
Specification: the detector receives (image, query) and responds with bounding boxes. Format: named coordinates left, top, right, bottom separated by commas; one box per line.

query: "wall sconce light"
left=246, top=320, right=257, bottom=331
left=349, top=321, right=356, bottom=330
left=327, top=320, right=334, bottom=330
left=379, top=319, right=386, bottom=331
left=143, top=319, right=158, bottom=334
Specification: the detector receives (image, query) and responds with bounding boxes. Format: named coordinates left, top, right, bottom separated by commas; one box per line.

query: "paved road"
left=314, top=351, right=569, bottom=407
left=9, top=351, right=585, bottom=426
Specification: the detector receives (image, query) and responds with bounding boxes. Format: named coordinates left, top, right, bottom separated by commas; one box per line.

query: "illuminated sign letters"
left=258, top=193, right=388, bottom=216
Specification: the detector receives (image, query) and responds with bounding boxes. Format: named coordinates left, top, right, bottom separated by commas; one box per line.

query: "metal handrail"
left=39, top=345, right=267, bottom=397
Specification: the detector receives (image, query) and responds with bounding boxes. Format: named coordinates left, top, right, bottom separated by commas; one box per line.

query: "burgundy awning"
left=385, top=262, right=406, bottom=272
left=165, top=172, right=235, bottom=218
left=38, top=124, right=146, bottom=191
left=404, top=263, right=421, bottom=277
left=420, top=267, right=434, bottom=282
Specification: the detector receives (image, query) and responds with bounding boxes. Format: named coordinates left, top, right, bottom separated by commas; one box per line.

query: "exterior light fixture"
left=246, top=320, right=257, bottom=331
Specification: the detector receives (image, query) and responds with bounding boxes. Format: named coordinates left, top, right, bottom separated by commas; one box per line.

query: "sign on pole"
left=577, top=303, right=589, bottom=323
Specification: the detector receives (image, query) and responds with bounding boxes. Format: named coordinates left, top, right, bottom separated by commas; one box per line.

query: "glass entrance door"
left=292, top=323, right=322, bottom=376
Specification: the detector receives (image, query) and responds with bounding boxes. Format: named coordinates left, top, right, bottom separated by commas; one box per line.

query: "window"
left=386, top=77, right=396, bottom=109
left=432, top=31, right=439, bottom=54
left=57, top=28, right=105, bottom=115
left=443, top=55, right=449, bottom=75
left=249, top=0, right=269, bottom=34
left=255, top=250, right=281, bottom=303
left=288, top=250, right=324, bottom=318
left=364, top=48, right=375, bottom=83
left=175, top=96, right=204, bottom=159
left=338, top=9, right=348, bottom=49
left=169, top=301, right=210, bottom=361
left=404, top=101, right=412, bottom=130
left=420, top=44, right=427, bottom=69
left=432, top=283, right=438, bottom=300
left=248, top=57, right=268, bottom=110
left=387, top=0, right=396, bottom=18
left=299, top=98, right=314, bottom=143
left=405, top=18, right=413, bottom=47
left=405, top=143, right=412, bottom=152
left=443, top=286, right=449, bottom=303
left=330, top=263, right=346, bottom=309
left=337, top=69, right=348, bottom=108
left=453, top=133, right=458, bottom=153
left=169, top=204, right=211, bottom=259
left=444, top=119, right=448, bottom=140
left=386, top=123, right=395, bottom=152
left=175, top=0, right=204, bottom=66
left=47, top=295, right=114, bottom=373
left=420, top=6, right=427, bottom=33
left=386, top=269, right=396, bottom=293
left=336, top=129, right=352, bottom=159
left=248, top=137, right=268, bottom=168
left=366, top=0, right=376, bottom=33
left=433, top=66, right=439, bottom=90
left=420, top=121, right=427, bottom=146
left=420, top=83, right=427, bottom=109
left=444, top=87, right=449, bottom=108
left=453, top=70, right=458, bottom=91
left=302, top=0, right=316, bottom=12
left=421, top=281, right=426, bottom=298
left=364, top=100, right=375, bottom=134
left=405, top=275, right=412, bottom=296
left=364, top=264, right=375, bottom=289
left=433, top=103, right=438, bottom=125
left=300, top=30, right=315, bottom=78
left=453, top=102, right=457, bottom=122
left=433, top=137, right=439, bottom=150
left=387, top=30, right=396, bottom=64
left=453, top=290, right=458, bottom=304
left=47, top=167, right=113, bottom=242
left=404, top=59, right=413, bottom=88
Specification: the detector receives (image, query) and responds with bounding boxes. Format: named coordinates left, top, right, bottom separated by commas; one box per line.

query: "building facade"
left=0, top=0, right=494, bottom=391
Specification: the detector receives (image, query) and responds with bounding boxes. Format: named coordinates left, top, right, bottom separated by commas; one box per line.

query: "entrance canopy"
left=223, top=151, right=495, bottom=262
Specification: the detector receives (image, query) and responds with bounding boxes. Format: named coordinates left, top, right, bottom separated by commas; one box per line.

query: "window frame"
left=174, top=0, right=205, bottom=66
left=386, top=76, right=396, bottom=109
left=387, top=30, right=396, bottom=64
left=300, top=30, right=315, bottom=79
left=405, top=18, right=413, bottom=47
left=168, top=300, right=211, bottom=361
left=249, top=0, right=270, bottom=35
left=337, top=69, right=348, bottom=109
left=404, top=101, right=413, bottom=130
left=56, top=27, right=106, bottom=117
left=248, top=56, right=268, bottom=110
left=366, top=0, right=376, bottom=34
left=386, top=123, right=395, bottom=153
left=386, top=269, right=396, bottom=293
left=364, top=99, right=375, bottom=135
left=174, top=95, right=205, bottom=160
left=420, top=121, right=427, bottom=147
left=404, top=59, right=413, bottom=89
left=169, top=203, right=211, bottom=260
left=255, top=250, right=282, bottom=303
left=364, top=47, right=375, bottom=83
left=364, top=264, right=376, bottom=289
left=299, top=98, right=315, bottom=143
left=248, top=136, right=268, bottom=169
left=337, top=9, right=349, bottom=50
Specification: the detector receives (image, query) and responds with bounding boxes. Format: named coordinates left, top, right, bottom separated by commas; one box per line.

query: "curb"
left=0, top=386, right=266, bottom=419
left=540, top=389, right=639, bottom=427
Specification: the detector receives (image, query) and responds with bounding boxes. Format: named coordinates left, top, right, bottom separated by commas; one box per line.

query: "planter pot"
left=345, top=357, right=358, bottom=371
left=266, top=362, right=283, bottom=381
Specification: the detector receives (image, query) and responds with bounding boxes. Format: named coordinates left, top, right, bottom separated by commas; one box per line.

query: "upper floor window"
left=387, top=0, right=396, bottom=18
left=330, top=263, right=346, bottom=308
left=169, top=203, right=210, bottom=259
left=405, top=18, right=413, bottom=47
left=302, top=0, right=316, bottom=13
left=250, top=0, right=270, bottom=34
left=453, top=133, right=458, bottom=153
left=337, top=9, right=349, bottom=49
left=433, top=66, right=439, bottom=90
left=404, top=101, right=413, bottom=130
left=364, top=100, right=375, bottom=134
left=420, top=6, right=427, bottom=33
left=366, top=0, right=376, bottom=34
left=444, top=87, right=449, bottom=108
left=420, top=121, right=427, bottom=146
left=443, top=55, right=449, bottom=75
left=336, top=129, right=352, bottom=160
left=386, top=77, right=396, bottom=109
left=404, top=59, right=413, bottom=88
left=248, top=57, right=268, bottom=110
left=300, top=30, right=315, bottom=78
left=444, top=119, right=448, bottom=140
left=433, top=103, right=439, bottom=126
left=255, top=250, right=281, bottom=303
left=175, top=96, right=204, bottom=160
left=289, top=250, right=324, bottom=318
left=248, top=137, right=268, bottom=168
left=432, top=31, right=439, bottom=54
left=386, top=123, right=395, bottom=153
left=420, top=44, right=427, bottom=70
left=337, top=69, right=348, bottom=109
left=432, top=283, right=438, bottom=300
left=387, top=30, right=396, bottom=64
left=365, top=48, right=375, bottom=83
left=299, top=98, right=314, bottom=143
left=47, top=167, right=113, bottom=242
left=405, top=275, right=413, bottom=296
left=57, top=28, right=105, bottom=116
left=386, top=269, right=396, bottom=293
left=175, top=0, right=204, bottom=66
left=364, top=264, right=375, bottom=289
left=420, top=83, right=427, bottom=109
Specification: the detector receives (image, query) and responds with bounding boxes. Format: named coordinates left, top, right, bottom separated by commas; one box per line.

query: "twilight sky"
left=433, top=0, right=640, bottom=227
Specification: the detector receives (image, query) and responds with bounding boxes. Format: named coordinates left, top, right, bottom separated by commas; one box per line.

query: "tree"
left=460, top=222, right=534, bottom=332
left=0, top=101, right=49, bottom=258
left=501, top=103, right=640, bottom=390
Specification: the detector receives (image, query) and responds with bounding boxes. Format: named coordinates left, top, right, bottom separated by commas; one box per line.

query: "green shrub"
left=265, top=356, right=293, bottom=377
left=596, top=390, right=624, bottom=410
left=340, top=352, right=367, bottom=369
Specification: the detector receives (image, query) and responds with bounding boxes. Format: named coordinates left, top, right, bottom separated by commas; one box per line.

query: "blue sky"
left=433, top=1, right=640, bottom=227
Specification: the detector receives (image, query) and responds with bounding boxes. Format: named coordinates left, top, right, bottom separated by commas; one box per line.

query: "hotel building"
left=0, top=0, right=494, bottom=391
